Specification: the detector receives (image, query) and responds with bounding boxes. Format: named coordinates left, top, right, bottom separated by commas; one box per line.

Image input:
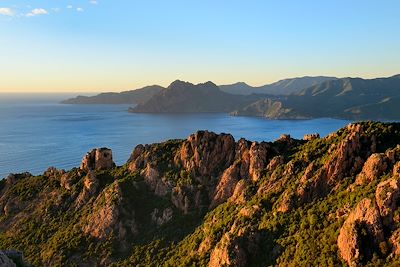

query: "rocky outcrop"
left=389, top=228, right=400, bottom=256
left=303, top=133, right=320, bottom=141
left=267, top=156, right=284, bottom=172
left=375, top=177, right=400, bottom=227
left=211, top=162, right=241, bottom=208
left=174, top=131, right=236, bottom=179
left=208, top=233, right=247, bottom=267
left=228, top=179, right=249, bottom=205
left=80, top=148, right=115, bottom=172
left=127, top=144, right=146, bottom=172
left=208, top=222, right=262, bottom=267
left=4, top=122, right=400, bottom=266
left=325, top=124, right=367, bottom=183
left=277, top=134, right=292, bottom=143
left=82, top=182, right=137, bottom=242
left=211, top=139, right=270, bottom=207
left=140, top=164, right=171, bottom=197
left=248, top=142, right=270, bottom=181
left=127, top=131, right=273, bottom=212
left=60, top=171, right=79, bottom=190
left=355, top=153, right=388, bottom=185
left=393, top=161, right=400, bottom=177
left=337, top=198, right=384, bottom=267
left=75, top=170, right=99, bottom=208
left=170, top=185, right=208, bottom=214
left=278, top=124, right=378, bottom=213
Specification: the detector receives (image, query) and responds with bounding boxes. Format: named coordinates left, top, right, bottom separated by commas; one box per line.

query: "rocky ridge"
left=2, top=122, right=400, bottom=266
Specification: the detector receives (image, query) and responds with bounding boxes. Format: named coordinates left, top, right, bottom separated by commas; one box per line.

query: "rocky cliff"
left=2, top=122, right=400, bottom=266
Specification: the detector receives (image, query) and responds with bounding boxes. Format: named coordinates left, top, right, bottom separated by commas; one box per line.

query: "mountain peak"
left=233, top=82, right=250, bottom=86
left=198, top=81, right=218, bottom=88
left=168, top=80, right=194, bottom=89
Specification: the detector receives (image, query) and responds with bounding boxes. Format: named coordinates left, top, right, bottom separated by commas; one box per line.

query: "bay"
left=0, top=95, right=351, bottom=178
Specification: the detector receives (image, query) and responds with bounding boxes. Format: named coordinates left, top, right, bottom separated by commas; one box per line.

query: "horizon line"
left=1, top=73, right=399, bottom=94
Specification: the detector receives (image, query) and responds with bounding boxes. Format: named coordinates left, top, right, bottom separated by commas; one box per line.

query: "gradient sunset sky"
left=1, top=0, right=399, bottom=93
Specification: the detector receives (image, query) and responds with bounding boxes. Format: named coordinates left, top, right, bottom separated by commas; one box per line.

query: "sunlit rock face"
left=80, top=148, right=115, bottom=171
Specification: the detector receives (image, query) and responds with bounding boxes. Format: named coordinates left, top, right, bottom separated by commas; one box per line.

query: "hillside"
left=61, top=76, right=336, bottom=106
left=129, top=80, right=262, bottom=113
left=233, top=75, right=400, bottom=119
left=60, top=75, right=400, bottom=120
left=220, top=76, right=337, bottom=95
left=61, top=85, right=164, bottom=104
left=2, top=122, right=400, bottom=266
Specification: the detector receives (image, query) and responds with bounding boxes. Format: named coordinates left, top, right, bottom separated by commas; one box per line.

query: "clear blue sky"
left=1, top=0, right=399, bottom=92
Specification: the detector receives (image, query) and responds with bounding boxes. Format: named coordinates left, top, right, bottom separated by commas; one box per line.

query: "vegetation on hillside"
left=2, top=121, right=400, bottom=266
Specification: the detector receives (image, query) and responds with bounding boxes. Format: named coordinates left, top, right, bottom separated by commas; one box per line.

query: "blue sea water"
left=0, top=94, right=351, bottom=178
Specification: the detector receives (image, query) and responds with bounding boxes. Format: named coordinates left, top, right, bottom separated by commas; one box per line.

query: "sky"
left=0, top=1, right=400, bottom=93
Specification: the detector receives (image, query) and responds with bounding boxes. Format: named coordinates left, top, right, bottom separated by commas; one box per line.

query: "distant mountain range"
left=62, top=75, right=400, bottom=120
left=61, top=85, right=164, bottom=104
left=234, top=74, right=400, bottom=120
left=129, top=80, right=261, bottom=113
left=219, top=76, right=337, bottom=95
left=62, top=76, right=335, bottom=104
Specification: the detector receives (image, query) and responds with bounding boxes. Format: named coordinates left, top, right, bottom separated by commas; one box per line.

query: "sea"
left=0, top=94, right=351, bottom=178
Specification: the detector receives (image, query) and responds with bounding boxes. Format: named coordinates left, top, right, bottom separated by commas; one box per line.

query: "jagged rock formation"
left=375, top=177, right=400, bottom=227
left=355, top=153, right=388, bottom=185
left=127, top=131, right=274, bottom=213
left=303, top=133, right=320, bottom=141
left=80, top=148, right=115, bottom=171
left=3, top=122, right=400, bottom=266
left=82, top=182, right=137, bottom=242
left=337, top=199, right=384, bottom=267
